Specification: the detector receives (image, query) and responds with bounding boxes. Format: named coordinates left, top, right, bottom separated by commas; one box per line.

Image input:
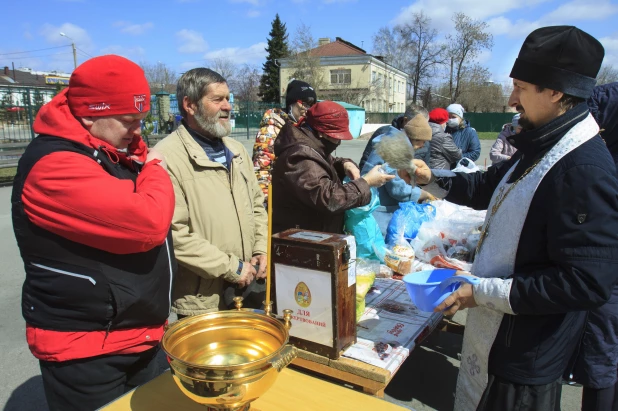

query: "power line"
left=1, top=52, right=74, bottom=61
left=77, top=48, right=93, bottom=58
left=0, top=45, right=69, bottom=56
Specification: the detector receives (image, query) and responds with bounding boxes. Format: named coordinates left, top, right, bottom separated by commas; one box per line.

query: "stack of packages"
left=252, top=108, right=289, bottom=201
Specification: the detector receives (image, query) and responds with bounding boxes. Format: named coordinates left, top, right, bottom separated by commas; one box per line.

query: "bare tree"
left=397, top=11, right=445, bottom=103
left=445, top=13, right=493, bottom=103
left=372, top=26, right=410, bottom=72
left=139, top=61, right=178, bottom=94
left=286, top=23, right=327, bottom=92
left=207, top=57, right=238, bottom=83
left=597, top=63, right=618, bottom=85
left=234, top=64, right=262, bottom=101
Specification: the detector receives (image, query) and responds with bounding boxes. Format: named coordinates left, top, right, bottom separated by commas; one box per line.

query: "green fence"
left=365, top=111, right=515, bottom=133
left=0, top=86, right=56, bottom=143
left=465, top=113, right=515, bottom=132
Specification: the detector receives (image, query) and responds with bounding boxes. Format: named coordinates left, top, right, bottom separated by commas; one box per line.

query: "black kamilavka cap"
left=510, top=26, right=604, bottom=98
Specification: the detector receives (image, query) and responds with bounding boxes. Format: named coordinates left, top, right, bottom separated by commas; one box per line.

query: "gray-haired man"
left=156, top=68, right=268, bottom=316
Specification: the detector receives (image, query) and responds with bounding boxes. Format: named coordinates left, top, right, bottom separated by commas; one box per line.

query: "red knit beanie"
left=429, top=108, right=449, bottom=125
left=67, top=55, right=150, bottom=117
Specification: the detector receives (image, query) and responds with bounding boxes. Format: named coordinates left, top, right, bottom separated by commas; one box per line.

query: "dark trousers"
left=477, top=375, right=562, bottom=411
left=40, top=347, right=161, bottom=411
left=582, top=383, right=618, bottom=411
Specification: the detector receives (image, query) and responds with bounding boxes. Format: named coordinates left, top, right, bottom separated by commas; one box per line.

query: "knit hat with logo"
left=68, top=55, right=150, bottom=117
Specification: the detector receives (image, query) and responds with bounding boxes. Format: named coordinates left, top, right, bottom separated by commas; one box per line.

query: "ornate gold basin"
left=161, top=306, right=297, bottom=411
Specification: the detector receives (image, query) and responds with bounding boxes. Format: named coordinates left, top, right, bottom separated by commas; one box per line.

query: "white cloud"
left=40, top=22, right=94, bottom=53
left=204, top=42, right=267, bottom=65
left=247, top=10, right=261, bottom=18
left=601, top=36, right=618, bottom=67
left=544, top=0, right=618, bottom=22
left=176, top=29, right=209, bottom=53
left=113, top=21, right=154, bottom=35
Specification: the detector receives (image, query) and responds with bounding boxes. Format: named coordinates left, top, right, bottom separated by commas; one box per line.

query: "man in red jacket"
left=11, top=55, right=176, bottom=410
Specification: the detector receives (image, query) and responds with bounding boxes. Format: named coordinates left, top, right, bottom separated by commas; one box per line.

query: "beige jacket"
left=155, top=125, right=267, bottom=315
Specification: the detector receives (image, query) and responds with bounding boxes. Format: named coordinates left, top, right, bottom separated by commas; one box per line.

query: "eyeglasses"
left=297, top=100, right=312, bottom=110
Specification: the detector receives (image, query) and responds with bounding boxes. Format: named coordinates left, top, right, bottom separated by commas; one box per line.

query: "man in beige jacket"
left=156, top=68, right=268, bottom=316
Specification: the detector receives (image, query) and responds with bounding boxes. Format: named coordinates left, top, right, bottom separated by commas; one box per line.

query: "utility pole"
left=60, top=32, right=77, bottom=69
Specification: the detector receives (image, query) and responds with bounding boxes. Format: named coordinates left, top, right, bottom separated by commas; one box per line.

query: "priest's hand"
left=398, top=160, right=431, bottom=185
left=434, top=284, right=478, bottom=315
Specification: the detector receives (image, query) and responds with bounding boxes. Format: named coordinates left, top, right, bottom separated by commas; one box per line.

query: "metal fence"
left=0, top=86, right=57, bottom=143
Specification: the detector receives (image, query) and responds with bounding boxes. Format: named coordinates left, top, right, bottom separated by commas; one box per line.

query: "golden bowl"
left=161, top=308, right=297, bottom=411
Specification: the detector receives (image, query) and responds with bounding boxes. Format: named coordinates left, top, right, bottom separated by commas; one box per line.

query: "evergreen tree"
left=258, top=14, right=290, bottom=104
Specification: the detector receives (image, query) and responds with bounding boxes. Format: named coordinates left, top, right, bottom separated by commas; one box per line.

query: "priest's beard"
left=194, top=103, right=231, bottom=139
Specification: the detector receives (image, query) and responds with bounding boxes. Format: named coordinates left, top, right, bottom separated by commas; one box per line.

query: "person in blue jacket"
left=359, top=104, right=430, bottom=170
left=566, top=81, right=618, bottom=411
left=360, top=115, right=434, bottom=206
left=445, top=103, right=481, bottom=161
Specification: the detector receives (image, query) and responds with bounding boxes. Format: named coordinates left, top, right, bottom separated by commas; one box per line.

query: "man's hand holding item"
left=362, top=165, right=396, bottom=187
left=398, top=159, right=432, bottom=185
left=251, top=254, right=267, bottom=279
left=237, top=261, right=258, bottom=288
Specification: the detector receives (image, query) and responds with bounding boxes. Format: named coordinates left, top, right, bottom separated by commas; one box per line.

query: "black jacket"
left=12, top=136, right=175, bottom=332
left=568, top=83, right=618, bottom=389
left=438, top=103, right=618, bottom=385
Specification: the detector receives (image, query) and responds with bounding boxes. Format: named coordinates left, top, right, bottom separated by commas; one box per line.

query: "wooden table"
left=291, top=278, right=443, bottom=398
left=100, top=368, right=406, bottom=411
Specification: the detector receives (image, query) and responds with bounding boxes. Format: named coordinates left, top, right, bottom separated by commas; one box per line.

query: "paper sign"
left=288, top=231, right=332, bottom=242
left=275, top=264, right=333, bottom=346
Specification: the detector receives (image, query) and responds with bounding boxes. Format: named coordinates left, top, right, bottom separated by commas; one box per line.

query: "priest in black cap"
left=398, top=26, right=618, bottom=410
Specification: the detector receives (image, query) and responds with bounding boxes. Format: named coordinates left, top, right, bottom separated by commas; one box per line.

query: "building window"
left=330, top=69, right=351, bottom=85
left=371, top=71, right=376, bottom=83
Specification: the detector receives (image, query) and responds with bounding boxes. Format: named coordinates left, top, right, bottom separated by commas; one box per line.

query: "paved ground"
left=0, top=139, right=583, bottom=410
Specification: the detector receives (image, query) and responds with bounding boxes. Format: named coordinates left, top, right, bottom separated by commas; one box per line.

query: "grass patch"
left=0, top=167, right=17, bottom=184
left=478, top=132, right=498, bottom=140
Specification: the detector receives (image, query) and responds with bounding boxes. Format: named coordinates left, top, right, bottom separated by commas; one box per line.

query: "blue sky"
left=2, top=0, right=618, bottom=88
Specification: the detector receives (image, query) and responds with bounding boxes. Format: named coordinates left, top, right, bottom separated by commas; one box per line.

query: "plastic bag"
left=383, top=240, right=416, bottom=275
left=356, top=258, right=378, bottom=322
left=410, top=200, right=485, bottom=271
left=344, top=187, right=386, bottom=262
left=385, top=201, right=436, bottom=245
left=452, top=158, right=480, bottom=173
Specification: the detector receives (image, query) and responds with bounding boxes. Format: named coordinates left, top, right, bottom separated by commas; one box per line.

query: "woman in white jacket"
left=489, top=113, right=521, bottom=165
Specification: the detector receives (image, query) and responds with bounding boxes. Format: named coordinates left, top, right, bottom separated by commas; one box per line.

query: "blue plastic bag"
left=344, top=187, right=386, bottom=262
left=385, top=202, right=436, bottom=245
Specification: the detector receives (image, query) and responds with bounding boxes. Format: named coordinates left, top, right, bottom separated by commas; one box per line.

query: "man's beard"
left=516, top=106, right=535, bottom=131
left=194, top=103, right=231, bottom=139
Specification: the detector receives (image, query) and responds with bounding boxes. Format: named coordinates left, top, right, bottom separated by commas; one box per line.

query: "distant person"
left=359, top=104, right=430, bottom=170
left=360, top=114, right=435, bottom=206
left=445, top=103, right=481, bottom=161
left=428, top=108, right=462, bottom=169
left=252, top=79, right=317, bottom=202
left=490, top=113, right=521, bottom=165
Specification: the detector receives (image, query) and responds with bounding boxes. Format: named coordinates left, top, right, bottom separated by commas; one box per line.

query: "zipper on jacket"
left=102, top=320, right=112, bottom=349
left=229, top=160, right=247, bottom=259
left=31, top=263, right=96, bottom=285
left=505, top=315, right=515, bottom=347
left=165, top=238, right=173, bottom=315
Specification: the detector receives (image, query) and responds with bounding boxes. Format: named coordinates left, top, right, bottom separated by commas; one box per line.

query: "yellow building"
left=279, top=37, right=408, bottom=113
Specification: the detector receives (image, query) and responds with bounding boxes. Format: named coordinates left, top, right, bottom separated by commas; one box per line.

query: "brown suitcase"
left=271, top=229, right=357, bottom=359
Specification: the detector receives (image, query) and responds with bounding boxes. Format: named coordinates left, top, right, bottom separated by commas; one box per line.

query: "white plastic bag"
left=452, top=158, right=480, bottom=173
